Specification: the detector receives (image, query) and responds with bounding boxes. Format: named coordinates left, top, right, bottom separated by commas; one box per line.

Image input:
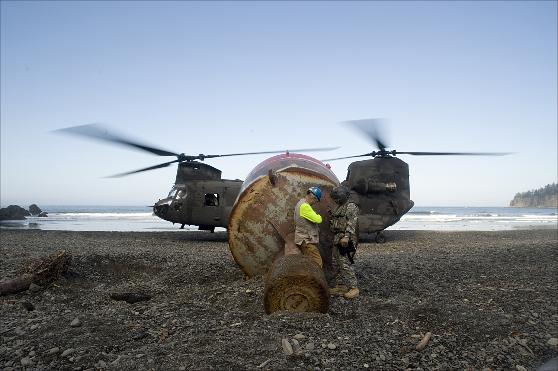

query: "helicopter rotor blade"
left=201, top=146, right=340, bottom=160
left=55, top=124, right=179, bottom=157
left=321, top=153, right=374, bottom=161
left=104, top=159, right=179, bottom=178
left=395, top=151, right=514, bottom=156
left=344, top=118, right=388, bottom=151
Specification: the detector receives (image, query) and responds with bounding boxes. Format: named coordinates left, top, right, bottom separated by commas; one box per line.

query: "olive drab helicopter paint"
left=57, top=121, right=511, bottom=240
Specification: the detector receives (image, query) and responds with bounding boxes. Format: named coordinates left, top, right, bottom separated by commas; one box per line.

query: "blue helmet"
left=307, top=186, right=322, bottom=201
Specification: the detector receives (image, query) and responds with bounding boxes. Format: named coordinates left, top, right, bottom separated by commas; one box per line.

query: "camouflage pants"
left=332, top=243, right=357, bottom=288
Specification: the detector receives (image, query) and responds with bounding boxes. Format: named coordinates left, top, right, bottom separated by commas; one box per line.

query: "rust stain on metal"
left=228, top=157, right=339, bottom=278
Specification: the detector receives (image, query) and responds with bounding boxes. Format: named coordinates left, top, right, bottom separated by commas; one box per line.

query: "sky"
left=1, top=1, right=557, bottom=207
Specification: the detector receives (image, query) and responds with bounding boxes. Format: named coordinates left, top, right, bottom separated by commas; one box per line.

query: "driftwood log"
left=0, top=251, right=71, bottom=296
left=264, top=254, right=329, bottom=314
left=416, top=331, right=433, bottom=352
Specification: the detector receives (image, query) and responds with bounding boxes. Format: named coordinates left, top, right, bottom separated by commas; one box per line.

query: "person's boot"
left=329, top=285, right=348, bottom=296
left=344, top=287, right=359, bottom=299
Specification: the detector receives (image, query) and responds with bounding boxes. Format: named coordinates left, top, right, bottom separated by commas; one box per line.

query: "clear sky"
left=1, top=1, right=556, bottom=207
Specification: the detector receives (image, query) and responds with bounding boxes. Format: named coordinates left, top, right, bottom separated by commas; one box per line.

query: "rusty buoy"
left=264, top=254, right=329, bottom=314
left=228, top=153, right=339, bottom=313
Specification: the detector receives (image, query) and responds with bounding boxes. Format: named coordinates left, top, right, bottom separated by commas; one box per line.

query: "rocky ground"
left=0, top=229, right=557, bottom=370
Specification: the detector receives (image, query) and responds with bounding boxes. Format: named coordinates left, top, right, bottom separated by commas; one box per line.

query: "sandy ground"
left=0, top=229, right=557, bottom=371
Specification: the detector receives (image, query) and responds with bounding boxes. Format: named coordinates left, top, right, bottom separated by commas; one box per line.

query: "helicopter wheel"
left=375, top=232, right=386, bottom=244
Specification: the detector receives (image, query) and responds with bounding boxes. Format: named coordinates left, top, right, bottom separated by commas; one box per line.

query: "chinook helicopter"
left=58, top=121, right=510, bottom=240
left=56, top=124, right=338, bottom=232
left=322, top=119, right=511, bottom=242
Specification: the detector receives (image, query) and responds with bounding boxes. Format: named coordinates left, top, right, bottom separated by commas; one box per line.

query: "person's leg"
left=340, top=255, right=359, bottom=299
left=329, top=246, right=348, bottom=295
left=300, top=243, right=323, bottom=268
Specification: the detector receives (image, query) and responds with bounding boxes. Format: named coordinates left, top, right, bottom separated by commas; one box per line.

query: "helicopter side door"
left=188, top=181, right=228, bottom=230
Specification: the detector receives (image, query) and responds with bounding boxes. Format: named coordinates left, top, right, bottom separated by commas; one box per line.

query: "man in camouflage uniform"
left=329, top=185, right=360, bottom=299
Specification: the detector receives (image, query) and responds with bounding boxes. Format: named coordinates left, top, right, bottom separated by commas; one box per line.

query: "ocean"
left=0, top=206, right=556, bottom=232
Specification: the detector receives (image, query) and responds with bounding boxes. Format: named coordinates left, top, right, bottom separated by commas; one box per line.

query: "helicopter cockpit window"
left=204, top=193, right=219, bottom=207
left=168, top=186, right=178, bottom=198
left=167, top=186, right=187, bottom=200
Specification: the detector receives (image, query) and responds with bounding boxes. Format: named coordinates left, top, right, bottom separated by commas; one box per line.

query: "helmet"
left=307, top=186, right=322, bottom=201
left=331, top=185, right=351, bottom=203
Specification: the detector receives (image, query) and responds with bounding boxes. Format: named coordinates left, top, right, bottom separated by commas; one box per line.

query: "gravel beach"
left=1, top=229, right=557, bottom=370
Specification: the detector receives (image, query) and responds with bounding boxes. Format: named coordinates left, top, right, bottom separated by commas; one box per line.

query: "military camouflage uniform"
left=330, top=201, right=359, bottom=288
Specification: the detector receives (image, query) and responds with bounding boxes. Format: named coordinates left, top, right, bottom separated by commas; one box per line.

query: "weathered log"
left=0, top=251, right=72, bottom=296
left=23, top=250, right=72, bottom=286
left=264, top=254, right=329, bottom=314
left=0, top=274, right=34, bottom=296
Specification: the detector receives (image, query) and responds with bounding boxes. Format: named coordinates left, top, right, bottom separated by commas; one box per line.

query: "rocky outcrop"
left=510, top=183, right=558, bottom=208
left=0, top=204, right=48, bottom=220
left=28, top=204, right=42, bottom=216
left=0, top=205, right=31, bottom=221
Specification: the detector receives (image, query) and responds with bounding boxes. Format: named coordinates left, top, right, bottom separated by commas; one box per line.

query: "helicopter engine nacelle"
left=175, top=162, right=222, bottom=183
left=353, top=180, right=397, bottom=194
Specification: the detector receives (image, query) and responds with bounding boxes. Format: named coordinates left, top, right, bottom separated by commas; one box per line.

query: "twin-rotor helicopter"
left=58, top=121, right=509, bottom=242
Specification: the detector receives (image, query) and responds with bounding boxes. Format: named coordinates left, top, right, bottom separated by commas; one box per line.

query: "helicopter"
left=56, top=124, right=338, bottom=232
left=321, top=119, right=511, bottom=242
left=57, top=121, right=510, bottom=241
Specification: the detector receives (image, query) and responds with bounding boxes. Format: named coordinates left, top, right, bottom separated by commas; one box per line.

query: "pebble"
left=515, top=366, right=527, bottom=371
left=70, top=318, right=82, bottom=327
left=547, top=338, right=558, bottom=346
left=327, top=343, right=337, bottom=350
left=47, top=347, right=60, bottom=355
left=14, top=328, right=25, bottom=336
left=294, top=333, right=306, bottom=341
left=29, top=283, right=42, bottom=293
left=22, top=301, right=35, bottom=311
left=20, top=357, right=33, bottom=366
left=291, top=338, right=301, bottom=353
left=282, top=338, right=293, bottom=355
left=364, top=364, right=369, bottom=368
left=306, top=342, right=315, bottom=351
left=61, top=348, right=75, bottom=357
left=96, top=360, right=107, bottom=368
left=110, top=355, right=122, bottom=366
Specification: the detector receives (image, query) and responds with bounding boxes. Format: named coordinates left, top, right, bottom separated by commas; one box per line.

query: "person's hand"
left=340, top=236, right=349, bottom=248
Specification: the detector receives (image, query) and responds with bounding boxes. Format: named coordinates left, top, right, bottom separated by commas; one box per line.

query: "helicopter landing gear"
left=375, top=232, right=386, bottom=244
left=209, top=227, right=215, bottom=233
left=180, top=224, right=185, bottom=229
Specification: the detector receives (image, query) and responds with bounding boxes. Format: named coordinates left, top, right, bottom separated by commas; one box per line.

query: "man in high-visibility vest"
left=294, top=186, right=323, bottom=268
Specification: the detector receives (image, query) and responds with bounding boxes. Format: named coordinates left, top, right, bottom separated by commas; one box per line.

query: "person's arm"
left=344, top=203, right=359, bottom=240
left=299, top=203, right=322, bottom=224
